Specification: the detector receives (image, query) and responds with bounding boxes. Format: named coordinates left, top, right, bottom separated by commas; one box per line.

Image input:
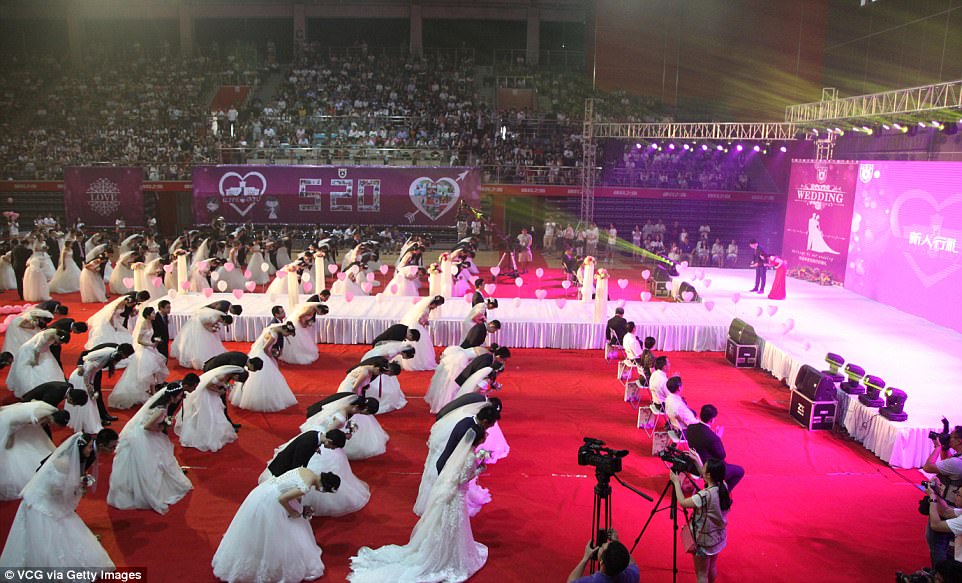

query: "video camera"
left=657, top=443, right=698, bottom=474
left=929, top=417, right=952, bottom=448
left=578, top=437, right=628, bottom=475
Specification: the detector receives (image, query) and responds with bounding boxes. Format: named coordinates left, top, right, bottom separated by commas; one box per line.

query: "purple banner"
left=192, top=166, right=480, bottom=226
left=845, top=161, right=962, bottom=333
left=783, top=160, right=859, bottom=286
left=63, top=167, right=144, bottom=227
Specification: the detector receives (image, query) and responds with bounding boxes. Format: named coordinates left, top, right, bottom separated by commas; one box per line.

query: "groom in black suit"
left=748, top=239, right=768, bottom=294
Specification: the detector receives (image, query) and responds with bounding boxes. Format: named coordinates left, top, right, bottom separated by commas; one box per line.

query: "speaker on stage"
left=794, top=365, right=836, bottom=402
left=728, top=319, right=757, bottom=345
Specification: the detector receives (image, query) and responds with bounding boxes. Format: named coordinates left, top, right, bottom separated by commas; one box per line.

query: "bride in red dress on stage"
left=768, top=256, right=787, bottom=300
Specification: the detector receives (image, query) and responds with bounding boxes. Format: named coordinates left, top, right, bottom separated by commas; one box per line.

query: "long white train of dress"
left=0, top=402, right=58, bottom=501
left=174, top=384, right=237, bottom=453
left=231, top=333, right=297, bottom=412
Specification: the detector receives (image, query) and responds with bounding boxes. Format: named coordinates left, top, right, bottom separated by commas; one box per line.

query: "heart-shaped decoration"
left=245, top=281, right=256, bottom=292
left=366, top=272, right=375, bottom=282
left=490, top=266, right=501, bottom=277
left=328, top=264, right=339, bottom=274
left=409, top=176, right=461, bottom=221
left=484, top=283, right=496, bottom=295
left=224, top=262, right=235, bottom=272
left=303, top=282, right=314, bottom=293
left=232, top=289, right=244, bottom=300
left=890, top=189, right=962, bottom=287
left=276, top=271, right=288, bottom=280
left=151, top=277, right=163, bottom=288
left=216, top=171, right=267, bottom=216
left=244, top=269, right=252, bottom=279
left=535, top=289, right=547, bottom=300
left=617, top=299, right=626, bottom=308
left=698, top=269, right=706, bottom=280
left=180, top=281, right=191, bottom=291
left=780, top=323, right=792, bottom=336
left=731, top=292, right=741, bottom=304
left=784, top=318, right=795, bottom=331
left=202, top=287, right=214, bottom=298
left=702, top=279, right=712, bottom=288
left=535, top=267, right=544, bottom=278
left=361, top=282, right=373, bottom=294
left=216, top=280, right=228, bottom=292
left=301, top=272, right=311, bottom=282
left=389, top=283, right=399, bottom=294
left=616, top=278, right=629, bottom=289
left=261, top=262, right=271, bottom=272
left=375, top=292, right=384, bottom=303
left=704, top=300, right=715, bottom=312
left=561, top=280, right=572, bottom=290
left=412, top=297, right=420, bottom=305
left=514, top=277, right=523, bottom=288
left=122, top=277, right=135, bottom=289
left=555, top=298, right=567, bottom=309
left=379, top=265, right=389, bottom=275
left=641, top=270, right=651, bottom=280
left=336, top=272, right=346, bottom=281
left=512, top=297, right=522, bottom=307
left=163, top=264, right=173, bottom=273
left=755, top=307, right=764, bottom=317
left=767, top=305, right=779, bottom=316
left=167, top=289, right=176, bottom=298
left=640, top=291, right=652, bottom=302
left=345, top=292, right=354, bottom=303
left=804, top=341, right=812, bottom=351
left=464, top=292, right=474, bottom=303
left=210, top=271, right=220, bottom=281
left=681, top=291, right=694, bottom=302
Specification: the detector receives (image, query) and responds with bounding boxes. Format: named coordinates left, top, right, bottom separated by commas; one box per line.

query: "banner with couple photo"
left=192, top=165, right=480, bottom=226
left=783, top=160, right=859, bottom=286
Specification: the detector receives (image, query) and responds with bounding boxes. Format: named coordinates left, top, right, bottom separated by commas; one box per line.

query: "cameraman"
left=923, top=426, right=962, bottom=567
left=566, top=528, right=639, bottom=583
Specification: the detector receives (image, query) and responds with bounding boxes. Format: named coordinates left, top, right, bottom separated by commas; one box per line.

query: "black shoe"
left=102, top=415, right=118, bottom=422
left=232, top=423, right=242, bottom=431
left=748, top=288, right=758, bottom=292
left=100, top=419, right=112, bottom=426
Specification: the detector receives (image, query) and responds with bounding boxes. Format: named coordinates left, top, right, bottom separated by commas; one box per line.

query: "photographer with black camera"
left=669, top=450, right=732, bottom=583
left=922, top=421, right=962, bottom=567
left=566, top=528, right=639, bottom=583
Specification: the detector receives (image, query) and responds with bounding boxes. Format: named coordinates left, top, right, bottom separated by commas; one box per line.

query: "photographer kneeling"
left=670, top=452, right=732, bottom=583
left=566, top=528, right=639, bottom=583
left=923, top=424, right=962, bottom=567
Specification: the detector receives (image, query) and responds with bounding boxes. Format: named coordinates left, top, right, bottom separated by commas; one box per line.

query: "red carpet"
left=0, top=290, right=929, bottom=582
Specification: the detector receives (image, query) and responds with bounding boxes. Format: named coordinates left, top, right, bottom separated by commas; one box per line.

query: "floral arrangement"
left=439, top=252, right=449, bottom=261
left=34, top=216, right=57, bottom=228
left=427, top=263, right=441, bottom=275
left=582, top=255, right=597, bottom=266
left=789, top=266, right=841, bottom=286
left=595, top=268, right=610, bottom=280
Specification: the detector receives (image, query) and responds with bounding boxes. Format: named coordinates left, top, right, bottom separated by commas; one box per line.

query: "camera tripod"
left=588, top=469, right=653, bottom=572
left=495, top=249, right=519, bottom=280
left=629, top=478, right=690, bottom=583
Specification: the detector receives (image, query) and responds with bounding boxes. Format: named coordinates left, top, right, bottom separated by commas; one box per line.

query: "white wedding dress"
left=108, top=317, right=168, bottom=410
left=230, top=328, right=297, bottom=412
left=174, top=367, right=241, bottom=453
left=360, top=342, right=412, bottom=414
left=7, top=329, right=65, bottom=398
left=49, top=246, right=81, bottom=294
left=400, top=297, right=437, bottom=371
left=22, top=256, right=51, bottom=302
left=170, top=307, right=226, bottom=370
left=0, top=401, right=58, bottom=500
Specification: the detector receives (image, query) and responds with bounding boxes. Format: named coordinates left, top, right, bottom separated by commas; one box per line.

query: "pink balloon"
left=328, top=264, right=339, bottom=274
left=617, top=299, right=626, bottom=309
left=224, top=262, right=235, bottom=272
left=535, top=288, right=547, bottom=300
left=366, top=272, right=376, bottom=282
left=731, top=292, right=741, bottom=304
left=303, top=282, right=314, bottom=293
left=803, top=341, right=812, bottom=351
left=151, top=277, right=163, bottom=288
left=245, top=281, right=256, bottom=292
left=704, top=300, right=715, bottom=312
left=167, top=289, right=176, bottom=298
left=535, top=267, right=544, bottom=278
left=681, top=291, right=694, bottom=302
left=163, top=264, right=173, bottom=273
left=389, top=283, right=399, bottom=294
left=122, top=277, right=135, bottom=289
left=484, top=283, right=496, bottom=295
left=232, top=289, right=244, bottom=300
left=512, top=297, right=522, bottom=307
left=180, top=281, right=191, bottom=291
left=640, top=291, right=652, bottom=302
left=616, top=278, right=629, bottom=289
left=489, top=266, right=500, bottom=277
left=202, top=287, right=214, bottom=298
left=361, top=282, right=373, bottom=294
left=464, top=292, right=473, bottom=303
left=561, top=280, right=572, bottom=290
left=344, top=292, right=354, bottom=303
left=412, top=297, right=420, bottom=305
left=336, top=272, right=346, bottom=281
left=755, top=307, right=764, bottom=317
left=555, top=298, right=567, bottom=309
left=277, top=271, right=288, bottom=280
left=702, top=279, right=712, bottom=288
left=379, top=265, right=389, bottom=275
left=641, top=270, right=651, bottom=280
left=514, top=277, right=523, bottom=288
left=767, top=305, right=779, bottom=316
left=244, top=269, right=252, bottom=279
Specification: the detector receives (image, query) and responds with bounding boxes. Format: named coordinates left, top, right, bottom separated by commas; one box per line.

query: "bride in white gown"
left=211, top=467, right=338, bottom=583
left=0, top=402, right=68, bottom=500
left=399, top=295, right=445, bottom=372
left=49, top=244, right=81, bottom=294
left=108, top=307, right=169, bottom=410
left=349, top=429, right=488, bottom=583
left=231, top=323, right=297, bottom=412
left=0, top=433, right=115, bottom=573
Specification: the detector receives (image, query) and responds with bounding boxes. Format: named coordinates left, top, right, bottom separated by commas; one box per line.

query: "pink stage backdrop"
left=63, top=167, right=144, bottom=227
left=844, top=161, right=962, bottom=333
left=783, top=160, right=859, bottom=285
left=192, top=166, right=480, bottom=226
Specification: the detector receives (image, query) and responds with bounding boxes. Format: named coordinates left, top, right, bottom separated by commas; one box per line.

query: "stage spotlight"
left=893, top=123, right=903, bottom=130
left=635, top=143, right=642, bottom=149
left=779, top=146, right=788, bottom=153
left=824, top=353, right=845, bottom=375
left=879, top=388, right=908, bottom=421
left=668, top=143, right=676, bottom=150
left=683, top=143, right=690, bottom=150
left=752, top=145, right=760, bottom=152
left=858, top=375, right=886, bottom=408
left=701, top=144, right=709, bottom=151
left=650, top=143, right=658, bottom=149
left=736, top=144, right=744, bottom=152
left=931, top=121, right=941, bottom=127
left=811, top=128, right=819, bottom=136
left=882, top=124, right=891, bottom=130
left=919, top=121, right=927, bottom=127
left=840, top=363, right=866, bottom=395
left=716, top=145, right=724, bottom=151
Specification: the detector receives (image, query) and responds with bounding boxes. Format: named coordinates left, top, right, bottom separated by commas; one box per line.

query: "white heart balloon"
left=616, top=279, right=629, bottom=289
left=216, top=280, right=228, bottom=292
left=555, top=298, right=567, bottom=309
left=641, top=270, right=651, bottom=280
left=490, top=266, right=500, bottom=277
left=484, top=283, right=497, bottom=295
left=640, top=291, right=652, bottom=302
left=535, top=289, right=547, bottom=300
left=704, top=300, right=715, bottom=312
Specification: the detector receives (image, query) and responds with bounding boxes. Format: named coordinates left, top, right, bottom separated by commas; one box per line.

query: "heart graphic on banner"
left=276, top=271, right=288, bottom=280
left=232, top=289, right=244, bottom=300
left=302, top=272, right=311, bottom=282
left=514, top=277, right=523, bottom=288
left=180, top=281, right=190, bottom=291
left=151, top=277, right=163, bottom=288
left=755, top=307, right=764, bottom=317
left=784, top=318, right=796, bottom=331
left=535, top=289, right=547, bottom=300
left=224, top=262, right=235, bottom=272
left=889, top=189, right=962, bottom=287
left=122, top=277, right=134, bottom=289
left=555, top=298, right=567, bottom=309
left=490, top=267, right=500, bottom=277
left=163, top=264, right=173, bottom=273
left=345, top=292, right=354, bottom=303
left=463, top=292, right=473, bottom=303
left=412, top=297, right=420, bottom=305
left=641, top=270, right=651, bottom=280
left=379, top=265, right=390, bottom=275
left=216, top=280, right=228, bottom=292
left=681, top=291, right=694, bottom=302
left=361, top=282, right=373, bottom=294
left=704, top=300, right=715, bottom=312
left=303, top=282, right=314, bottom=293
left=617, top=299, right=626, bottom=309
left=616, top=279, right=629, bottom=289
left=261, top=262, right=271, bottom=272
left=218, top=171, right=267, bottom=217
left=245, top=281, right=256, bottom=292
left=640, top=291, right=652, bottom=302
left=512, top=297, right=522, bottom=307
left=202, top=287, right=213, bottom=298
left=483, top=283, right=496, bottom=295
left=408, top=176, right=461, bottom=221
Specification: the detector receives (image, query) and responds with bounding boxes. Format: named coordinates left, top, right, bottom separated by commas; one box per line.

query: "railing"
left=479, top=164, right=590, bottom=186
left=218, top=146, right=454, bottom=165
left=492, top=49, right=585, bottom=70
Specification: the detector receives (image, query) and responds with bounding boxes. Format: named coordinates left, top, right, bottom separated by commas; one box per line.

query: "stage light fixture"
left=882, top=124, right=891, bottom=130
left=779, top=146, right=788, bottom=153
left=840, top=363, right=866, bottom=395
left=701, top=144, right=709, bottom=151
left=824, top=353, right=845, bottom=375
left=752, top=145, right=760, bottom=152
left=880, top=388, right=908, bottom=421
left=919, top=121, right=927, bottom=128
left=858, top=375, right=886, bottom=408
left=716, top=145, right=724, bottom=151
left=931, top=121, right=941, bottom=127
left=635, top=143, right=642, bottom=149
left=650, top=143, right=658, bottom=149
left=683, top=143, right=690, bottom=150
left=736, top=144, right=744, bottom=152
left=668, top=143, right=676, bottom=150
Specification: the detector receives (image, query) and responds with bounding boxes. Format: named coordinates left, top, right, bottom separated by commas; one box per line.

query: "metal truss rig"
left=784, top=79, right=962, bottom=124
left=591, top=122, right=800, bottom=141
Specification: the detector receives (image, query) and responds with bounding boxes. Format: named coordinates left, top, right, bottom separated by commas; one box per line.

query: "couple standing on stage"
left=748, top=239, right=786, bottom=300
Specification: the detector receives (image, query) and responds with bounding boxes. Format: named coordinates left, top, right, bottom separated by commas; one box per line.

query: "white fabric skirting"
left=159, top=293, right=730, bottom=351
